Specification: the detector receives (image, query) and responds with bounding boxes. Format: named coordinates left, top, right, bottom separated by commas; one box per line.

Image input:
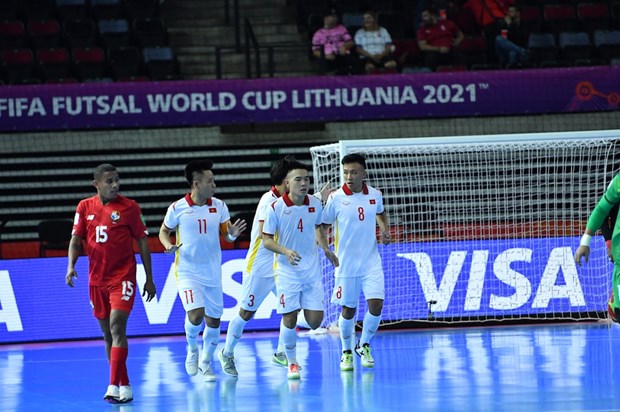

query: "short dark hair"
left=341, top=153, right=366, bottom=168
left=93, top=163, right=117, bottom=180
left=185, top=159, right=214, bottom=186
left=270, top=155, right=297, bottom=185
left=286, top=160, right=311, bottom=175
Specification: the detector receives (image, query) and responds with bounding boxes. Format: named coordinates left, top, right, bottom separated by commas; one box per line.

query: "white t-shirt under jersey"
left=262, top=192, right=323, bottom=285
left=322, top=183, right=385, bottom=277
left=163, top=193, right=230, bottom=286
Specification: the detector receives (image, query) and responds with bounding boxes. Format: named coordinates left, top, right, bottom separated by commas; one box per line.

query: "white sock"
left=360, top=311, right=381, bottom=346
left=276, top=318, right=286, bottom=353
left=339, top=314, right=355, bottom=352
left=185, top=316, right=202, bottom=351
left=280, top=323, right=297, bottom=365
left=202, top=325, right=220, bottom=362
left=224, top=315, right=248, bottom=357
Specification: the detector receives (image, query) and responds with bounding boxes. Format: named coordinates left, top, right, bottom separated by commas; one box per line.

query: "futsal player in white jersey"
left=322, top=153, right=390, bottom=371
left=219, top=155, right=297, bottom=376
left=159, top=159, right=247, bottom=382
left=262, top=161, right=339, bottom=380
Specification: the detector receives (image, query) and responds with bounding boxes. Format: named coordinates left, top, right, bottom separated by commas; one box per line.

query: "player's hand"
left=229, top=219, right=248, bottom=237
left=142, top=279, right=157, bottom=302
left=607, top=241, right=614, bottom=263
left=381, top=230, right=391, bottom=245
left=285, top=250, right=301, bottom=266
left=319, top=183, right=336, bottom=202
left=325, top=250, right=339, bottom=267
left=165, top=244, right=182, bottom=254
left=574, top=245, right=590, bottom=266
left=65, top=269, right=77, bottom=287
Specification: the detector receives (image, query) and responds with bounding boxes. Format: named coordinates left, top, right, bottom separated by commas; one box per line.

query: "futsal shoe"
left=118, top=385, right=133, bottom=403
left=103, top=385, right=120, bottom=403
left=185, top=347, right=199, bottom=376
left=218, top=349, right=239, bottom=377
left=287, top=363, right=301, bottom=380
left=355, top=342, right=375, bottom=368
left=199, top=360, right=217, bottom=382
left=272, top=352, right=288, bottom=368
left=340, top=350, right=354, bottom=371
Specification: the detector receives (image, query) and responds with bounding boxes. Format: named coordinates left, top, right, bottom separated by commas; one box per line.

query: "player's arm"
left=376, top=212, right=391, bottom=245
left=315, top=225, right=339, bottom=267
left=65, top=234, right=83, bottom=287
left=220, top=218, right=248, bottom=243
left=137, top=236, right=156, bottom=302
left=262, top=233, right=301, bottom=265
left=159, top=222, right=181, bottom=253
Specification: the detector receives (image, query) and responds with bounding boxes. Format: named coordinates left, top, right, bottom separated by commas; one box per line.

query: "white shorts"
left=276, top=280, right=324, bottom=314
left=177, top=278, right=223, bottom=319
left=330, top=271, right=385, bottom=308
left=239, top=274, right=277, bottom=312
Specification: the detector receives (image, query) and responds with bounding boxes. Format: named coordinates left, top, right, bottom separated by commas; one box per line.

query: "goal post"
left=310, top=130, right=620, bottom=328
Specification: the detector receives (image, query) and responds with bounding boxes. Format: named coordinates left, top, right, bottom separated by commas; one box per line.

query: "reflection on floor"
left=2, top=322, right=620, bottom=412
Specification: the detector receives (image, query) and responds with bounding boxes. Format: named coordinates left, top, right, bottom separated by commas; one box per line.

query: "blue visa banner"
left=0, top=237, right=609, bottom=343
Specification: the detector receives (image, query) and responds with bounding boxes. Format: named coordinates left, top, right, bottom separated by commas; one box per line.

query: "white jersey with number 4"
left=262, top=192, right=323, bottom=285
left=322, top=183, right=385, bottom=278
left=244, top=186, right=282, bottom=278
left=163, top=193, right=230, bottom=286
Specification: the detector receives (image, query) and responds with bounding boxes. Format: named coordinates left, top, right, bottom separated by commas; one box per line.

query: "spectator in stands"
left=463, top=0, right=514, bottom=62
left=354, top=11, right=398, bottom=74
left=417, top=7, right=464, bottom=71
left=494, top=5, right=530, bottom=67
left=311, top=8, right=359, bottom=75
left=65, top=163, right=157, bottom=404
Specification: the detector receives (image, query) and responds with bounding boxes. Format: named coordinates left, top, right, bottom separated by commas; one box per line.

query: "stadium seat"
left=90, top=0, right=125, bottom=21
left=368, top=0, right=396, bottom=13
left=38, top=219, right=72, bottom=257
left=27, top=19, right=62, bottom=49
left=458, top=35, right=487, bottom=68
left=124, top=0, right=160, bottom=20
left=378, top=12, right=406, bottom=39
left=36, top=47, right=70, bottom=81
left=519, top=5, right=543, bottom=36
left=63, top=19, right=97, bottom=48
left=436, top=64, right=467, bottom=72
left=71, top=46, right=106, bottom=80
left=133, top=18, right=168, bottom=48
left=543, top=4, right=578, bottom=36
left=448, top=6, right=480, bottom=36
left=392, top=38, right=421, bottom=71
left=21, top=0, right=56, bottom=20
left=142, top=46, right=180, bottom=80
left=470, top=63, right=501, bottom=70
left=559, top=31, right=592, bottom=64
left=306, top=13, right=324, bottom=40
left=528, top=32, right=560, bottom=63
left=1, top=48, right=36, bottom=84
left=613, top=1, right=620, bottom=30
left=56, top=0, right=90, bottom=21
left=98, top=19, right=131, bottom=48
left=108, top=45, right=141, bottom=79
left=577, top=3, right=609, bottom=34
left=594, top=30, right=620, bottom=62
left=0, top=0, right=19, bottom=21
left=0, top=20, right=26, bottom=50
left=342, top=12, right=363, bottom=29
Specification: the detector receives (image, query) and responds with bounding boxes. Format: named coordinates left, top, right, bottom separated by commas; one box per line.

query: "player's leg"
left=277, top=281, right=301, bottom=379
left=92, top=284, right=121, bottom=403
left=107, top=279, right=136, bottom=403
left=355, top=272, right=385, bottom=368
left=200, top=284, right=223, bottom=381
left=178, top=279, right=205, bottom=376
left=223, top=275, right=273, bottom=359
left=331, top=277, right=361, bottom=371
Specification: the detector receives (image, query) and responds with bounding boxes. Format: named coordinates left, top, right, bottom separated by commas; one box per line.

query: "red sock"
left=110, top=346, right=129, bottom=386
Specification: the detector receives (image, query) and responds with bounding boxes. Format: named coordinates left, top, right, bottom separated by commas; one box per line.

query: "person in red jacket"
left=417, top=7, right=464, bottom=70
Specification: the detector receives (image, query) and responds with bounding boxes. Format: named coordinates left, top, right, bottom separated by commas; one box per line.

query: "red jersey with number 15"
left=72, top=194, right=148, bottom=286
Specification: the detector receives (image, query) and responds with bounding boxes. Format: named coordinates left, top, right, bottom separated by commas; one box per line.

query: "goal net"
left=311, top=130, right=620, bottom=327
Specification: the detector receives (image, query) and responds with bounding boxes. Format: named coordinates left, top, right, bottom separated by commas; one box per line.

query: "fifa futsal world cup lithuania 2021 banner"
left=0, top=66, right=618, bottom=132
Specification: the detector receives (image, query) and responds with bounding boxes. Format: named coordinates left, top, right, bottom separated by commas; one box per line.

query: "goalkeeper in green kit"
left=575, top=177, right=620, bottom=322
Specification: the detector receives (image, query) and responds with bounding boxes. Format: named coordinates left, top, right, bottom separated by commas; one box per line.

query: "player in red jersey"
left=65, top=163, right=157, bottom=404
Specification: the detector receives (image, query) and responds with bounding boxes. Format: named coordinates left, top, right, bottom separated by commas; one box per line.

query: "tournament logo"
left=110, top=210, right=121, bottom=222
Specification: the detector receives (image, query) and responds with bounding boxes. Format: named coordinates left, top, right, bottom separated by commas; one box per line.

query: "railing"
left=244, top=18, right=261, bottom=78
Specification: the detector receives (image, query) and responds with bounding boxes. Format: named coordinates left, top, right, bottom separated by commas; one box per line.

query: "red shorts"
left=89, top=280, right=137, bottom=320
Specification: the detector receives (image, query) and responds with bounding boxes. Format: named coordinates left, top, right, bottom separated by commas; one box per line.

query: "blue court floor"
left=2, top=322, right=620, bottom=412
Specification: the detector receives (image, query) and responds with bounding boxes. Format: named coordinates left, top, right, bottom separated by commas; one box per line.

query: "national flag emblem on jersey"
left=308, top=207, right=315, bottom=213
left=370, top=199, right=376, bottom=204
left=110, top=210, right=121, bottom=222
left=209, top=207, right=217, bottom=213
